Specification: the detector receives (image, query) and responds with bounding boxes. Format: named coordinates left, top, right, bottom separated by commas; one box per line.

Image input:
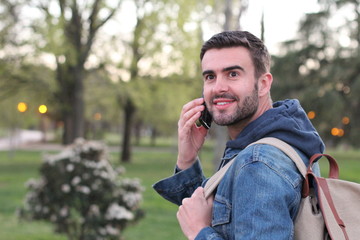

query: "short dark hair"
left=200, top=31, right=271, bottom=79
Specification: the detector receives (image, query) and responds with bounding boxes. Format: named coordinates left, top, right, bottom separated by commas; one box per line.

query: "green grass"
left=0, top=147, right=214, bottom=240
left=0, top=147, right=360, bottom=240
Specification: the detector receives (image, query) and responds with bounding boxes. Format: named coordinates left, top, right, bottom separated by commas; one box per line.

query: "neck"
left=227, top=97, right=272, bottom=140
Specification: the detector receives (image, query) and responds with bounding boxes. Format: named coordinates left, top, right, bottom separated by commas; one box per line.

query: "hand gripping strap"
left=204, top=137, right=307, bottom=199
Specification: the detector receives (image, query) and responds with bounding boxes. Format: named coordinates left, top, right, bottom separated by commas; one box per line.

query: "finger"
left=176, top=210, right=181, bottom=222
left=179, top=105, right=204, bottom=128
left=206, top=193, right=215, bottom=204
left=192, top=187, right=205, bottom=198
left=182, top=98, right=204, bottom=112
left=182, top=197, right=190, bottom=205
left=179, top=99, right=204, bottom=120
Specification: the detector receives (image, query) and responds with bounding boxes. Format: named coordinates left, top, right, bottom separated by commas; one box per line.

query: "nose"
left=212, top=77, right=228, bottom=94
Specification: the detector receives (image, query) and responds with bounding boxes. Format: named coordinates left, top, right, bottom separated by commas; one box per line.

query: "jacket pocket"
left=212, top=195, right=232, bottom=227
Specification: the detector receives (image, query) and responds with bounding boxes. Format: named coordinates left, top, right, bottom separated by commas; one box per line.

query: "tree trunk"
left=59, top=66, right=85, bottom=145
left=73, top=66, right=85, bottom=140
left=121, top=97, right=136, bottom=162
left=62, top=113, right=73, bottom=145
left=134, top=120, right=143, bottom=146
left=150, top=127, right=157, bottom=146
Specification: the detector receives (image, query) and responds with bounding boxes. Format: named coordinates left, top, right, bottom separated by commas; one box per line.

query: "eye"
left=204, top=74, right=215, bottom=81
left=229, top=71, right=239, bottom=78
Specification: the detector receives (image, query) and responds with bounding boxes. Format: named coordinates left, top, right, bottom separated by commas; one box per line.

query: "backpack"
left=204, top=137, right=360, bottom=240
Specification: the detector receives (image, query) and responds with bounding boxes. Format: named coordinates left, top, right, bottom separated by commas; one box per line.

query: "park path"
left=0, top=129, right=46, bottom=151
left=0, top=129, right=176, bottom=152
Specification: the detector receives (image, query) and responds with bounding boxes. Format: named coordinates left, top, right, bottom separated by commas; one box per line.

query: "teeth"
left=216, top=102, right=228, bottom=105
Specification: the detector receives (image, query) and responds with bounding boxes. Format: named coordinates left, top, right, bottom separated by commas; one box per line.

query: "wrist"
left=176, top=156, right=197, bottom=170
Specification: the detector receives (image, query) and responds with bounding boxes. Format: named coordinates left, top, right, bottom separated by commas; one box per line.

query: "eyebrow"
left=223, top=65, right=245, bottom=72
left=202, top=65, right=245, bottom=76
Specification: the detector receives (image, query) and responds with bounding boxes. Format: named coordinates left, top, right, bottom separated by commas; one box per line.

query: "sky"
left=114, top=0, right=321, bottom=55
left=240, top=0, right=320, bottom=54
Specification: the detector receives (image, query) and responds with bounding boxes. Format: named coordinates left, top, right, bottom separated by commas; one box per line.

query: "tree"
left=0, top=0, right=23, bottom=100
left=28, top=0, right=121, bottom=144
left=271, top=0, right=360, bottom=147
left=114, top=0, right=209, bottom=162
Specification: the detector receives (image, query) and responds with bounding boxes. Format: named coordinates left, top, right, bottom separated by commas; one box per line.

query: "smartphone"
left=196, top=102, right=212, bottom=129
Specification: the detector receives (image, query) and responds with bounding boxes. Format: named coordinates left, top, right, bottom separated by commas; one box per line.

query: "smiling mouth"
left=213, top=98, right=236, bottom=106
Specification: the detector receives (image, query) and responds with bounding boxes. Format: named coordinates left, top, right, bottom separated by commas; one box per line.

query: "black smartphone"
left=196, top=102, right=212, bottom=129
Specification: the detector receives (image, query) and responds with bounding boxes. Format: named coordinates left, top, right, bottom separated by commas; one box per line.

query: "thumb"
left=206, top=192, right=214, bottom=205
left=192, top=187, right=205, bottom=198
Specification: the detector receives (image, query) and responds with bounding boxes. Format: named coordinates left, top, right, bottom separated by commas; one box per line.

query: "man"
left=153, top=31, right=324, bottom=239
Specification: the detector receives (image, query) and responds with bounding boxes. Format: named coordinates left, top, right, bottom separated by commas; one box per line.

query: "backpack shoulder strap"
left=249, top=137, right=307, bottom=177
left=204, top=137, right=307, bottom=199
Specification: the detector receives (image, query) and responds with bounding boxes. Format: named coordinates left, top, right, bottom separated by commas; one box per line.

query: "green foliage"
left=18, top=139, right=144, bottom=240
left=272, top=0, right=360, bottom=147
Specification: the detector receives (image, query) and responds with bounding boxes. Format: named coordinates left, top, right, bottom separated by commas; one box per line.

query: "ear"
left=258, top=73, right=273, bottom=97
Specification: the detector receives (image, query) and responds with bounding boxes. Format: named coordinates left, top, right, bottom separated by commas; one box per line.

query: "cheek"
left=202, top=86, right=211, bottom=101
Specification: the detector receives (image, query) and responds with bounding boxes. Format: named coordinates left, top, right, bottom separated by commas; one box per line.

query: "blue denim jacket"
left=153, top=99, right=324, bottom=239
left=153, top=143, right=321, bottom=240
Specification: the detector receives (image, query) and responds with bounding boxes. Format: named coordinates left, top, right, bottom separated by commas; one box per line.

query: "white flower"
left=105, top=203, right=134, bottom=220
left=59, top=206, right=68, bottom=217
left=42, top=206, right=49, bottom=214
left=50, top=214, right=57, bottom=222
left=99, top=227, right=107, bottom=235
left=88, top=204, right=100, bottom=216
left=77, top=186, right=90, bottom=194
left=61, top=184, right=71, bottom=193
left=24, top=178, right=38, bottom=188
left=100, top=171, right=109, bottom=179
left=35, top=205, right=42, bottom=212
left=82, top=173, right=90, bottom=180
left=71, top=176, right=81, bottom=186
left=123, top=192, right=143, bottom=209
left=45, top=150, right=72, bottom=165
left=105, top=224, right=119, bottom=235
left=66, top=164, right=74, bottom=172
left=91, top=182, right=99, bottom=190
left=115, top=166, right=126, bottom=174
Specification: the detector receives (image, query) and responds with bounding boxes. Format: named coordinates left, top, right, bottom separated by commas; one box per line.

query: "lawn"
left=0, top=146, right=214, bottom=240
left=0, top=146, right=359, bottom=240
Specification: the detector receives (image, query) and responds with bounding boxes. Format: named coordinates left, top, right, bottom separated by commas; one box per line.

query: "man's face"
left=201, top=47, right=259, bottom=126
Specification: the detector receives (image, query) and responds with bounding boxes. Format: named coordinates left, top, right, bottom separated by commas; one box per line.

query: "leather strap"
left=317, top=177, right=349, bottom=239
left=204, top=137, right=307, bottom=199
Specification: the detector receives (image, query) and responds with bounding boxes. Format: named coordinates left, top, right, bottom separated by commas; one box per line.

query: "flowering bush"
left=18, top=139, right=144, bottom=240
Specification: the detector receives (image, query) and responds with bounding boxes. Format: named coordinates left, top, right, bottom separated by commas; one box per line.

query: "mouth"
left=212, top=98, right=236, bottom=109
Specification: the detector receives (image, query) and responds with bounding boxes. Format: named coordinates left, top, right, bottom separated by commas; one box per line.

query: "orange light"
left=338, top=129, right=344, bottom=137
left=38, top=105, right=48, bottom=114
left=93, top=113, right=102, bottom=121
left=331, top=128, right=344, bottom=137
left=307, top=111, right=316, bottom=120
left=342, top=116, right=350, bottom=125
left=331, top=128, right=339, bottom=136
left=17, top=102, right=28, bottom=113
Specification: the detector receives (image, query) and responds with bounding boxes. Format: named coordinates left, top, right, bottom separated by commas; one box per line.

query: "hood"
left=226, top=99, right=325, bottom=158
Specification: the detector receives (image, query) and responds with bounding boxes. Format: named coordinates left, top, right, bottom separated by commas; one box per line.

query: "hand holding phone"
left=196, top=102, right=212, bottom=129
left=177, top=98, right=209, bottom=170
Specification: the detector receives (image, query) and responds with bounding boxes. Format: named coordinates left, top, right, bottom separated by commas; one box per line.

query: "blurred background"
left=2, top=0, right=359, bottom=155
left=1, top=0, right=360, bottom=239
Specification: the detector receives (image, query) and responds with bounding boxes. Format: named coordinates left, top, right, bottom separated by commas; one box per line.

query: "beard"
left=211, top=84, right=259, bottom=126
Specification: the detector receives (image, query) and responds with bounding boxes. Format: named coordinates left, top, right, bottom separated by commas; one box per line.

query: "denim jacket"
left=153, top=142, right=320, bottom=239
left=153, top=99, right=324, bottom=239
